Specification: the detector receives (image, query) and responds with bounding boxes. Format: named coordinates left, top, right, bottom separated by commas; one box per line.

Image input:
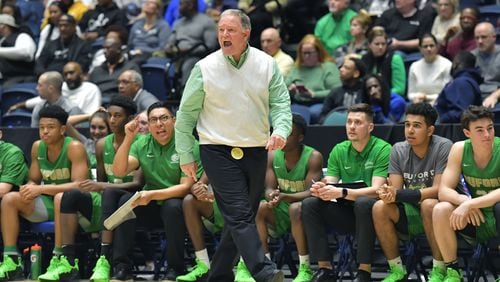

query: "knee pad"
left=60, top=189, right=84, bottom=213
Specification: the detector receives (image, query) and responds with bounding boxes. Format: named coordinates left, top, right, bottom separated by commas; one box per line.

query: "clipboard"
left=103, top=191, right=142, bottom=230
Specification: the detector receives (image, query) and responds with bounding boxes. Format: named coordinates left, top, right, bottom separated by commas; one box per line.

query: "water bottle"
left=30, top=244, right=42, bottom=280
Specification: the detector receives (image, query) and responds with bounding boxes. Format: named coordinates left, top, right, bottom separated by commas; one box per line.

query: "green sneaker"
left=176, top=258, right=209, bottom=282
left=428, top=266, right=446, bottom=282
left=43, top=256, right=60, bottom=277
left=292, top=264, right=313, bottom=282
left=90, top=256, right=111, bottom=282
left=0, top=255, right=24, bottom=281
left=38, top=256, right=79, bottom=282
left=382, top=265, right=407, bottom=282
left=443, top=268, right=462, bottom=282
left=234, top=260, right=255, bottom=282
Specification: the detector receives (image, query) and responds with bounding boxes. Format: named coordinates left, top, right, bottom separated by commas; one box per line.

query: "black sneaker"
left=59, top=267, right=79, bottom=282
left=110, top=267, right=133, bottom=282
left=311, top=268, right=336, bottom=282
left=265, top=269, right=284, bottom=282
left=161, top=268, right=182, bottom=282
left=354, top=270, right=371, bottom=282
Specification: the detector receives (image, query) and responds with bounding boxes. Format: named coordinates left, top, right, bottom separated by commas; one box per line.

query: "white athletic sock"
left=388, top=256, right=404, bottom=270
left=433, top=259, right=445, bottom=271
left=265, top=253, right=271, bottom=260
left=195, top=249, right=210, bottom=268
left=299, top=255, right=310, bottom=266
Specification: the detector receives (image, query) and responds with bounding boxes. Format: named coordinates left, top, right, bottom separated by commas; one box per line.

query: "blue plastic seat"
left=479, top=5, right=500, bottom=26
left=30, top=221, right=55, bottom=234
left=0, top=82, right=38, bottom=115
left=1, top=111, right=32, bottom=127
left=322, top=111, right=348, bottom=126
left=15, top=0, right=45, bottom=41
left=291, top=104, right=312, bottom=124
left=141, top=58, right=173, bottom=101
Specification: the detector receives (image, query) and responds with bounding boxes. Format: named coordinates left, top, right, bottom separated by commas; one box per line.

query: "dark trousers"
left=497, top=202, right=500, bottom=235
left=111, top=191, right=186, bottom=272
left=201, top=145, right=276, bottom=282
left=301, top=196, right=377, bottom=265
left=354, top=197, right=377, bottom=265
left=102, top=189, right=132, bottom=220
left=102, top=189, right=155, bottom=262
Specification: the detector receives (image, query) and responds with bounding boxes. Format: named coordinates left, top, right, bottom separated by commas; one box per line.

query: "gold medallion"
left=231, top=147, right=244, bottom=160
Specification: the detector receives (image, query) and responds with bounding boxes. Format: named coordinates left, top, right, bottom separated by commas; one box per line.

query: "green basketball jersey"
left=273, top=145, right=314, bottom=194
left=462, top=137, right=500, bottom=197
left=103, top=134, right=134, bottom=184
left=462, top=136, right=500, bottom=242
left=37, top=137, right=73, bottom=185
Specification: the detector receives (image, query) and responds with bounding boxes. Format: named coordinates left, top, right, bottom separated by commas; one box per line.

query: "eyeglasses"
left=148, top=115, right=172, bottom=124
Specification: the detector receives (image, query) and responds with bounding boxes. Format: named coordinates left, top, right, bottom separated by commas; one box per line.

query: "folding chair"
left=0, top=83, right=38, bottom=115
left=1, top=111, right=32, bottom=127
left=141, top=58, right=174, bottom=101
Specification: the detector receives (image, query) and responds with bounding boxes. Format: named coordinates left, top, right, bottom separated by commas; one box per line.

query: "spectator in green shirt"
left=314, top=0, right=357, bottom=54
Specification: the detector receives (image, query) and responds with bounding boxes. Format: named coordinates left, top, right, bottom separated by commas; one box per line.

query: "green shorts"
left=402, top=202, right=424, bottom=237
left=202, top=200, right=224, bottom=234
left=78, top=192, right=102, bottom=233
left=475, top=208, right=497, bottom=243
left=457, top=209, right=497, bottom=244
left=268, top=201, right=291, bottom=238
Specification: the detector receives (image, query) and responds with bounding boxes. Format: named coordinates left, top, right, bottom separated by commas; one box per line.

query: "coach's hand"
left=181, top=162, right=198, bottom=182
left=266, top=134, right=286, bottom=152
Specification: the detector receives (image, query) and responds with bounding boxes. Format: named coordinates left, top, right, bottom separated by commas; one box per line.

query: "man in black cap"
left=0, top=14, right=37, bottom=86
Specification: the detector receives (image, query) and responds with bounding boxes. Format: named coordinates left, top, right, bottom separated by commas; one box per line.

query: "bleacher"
left=0, top=0, right=500, bottom=281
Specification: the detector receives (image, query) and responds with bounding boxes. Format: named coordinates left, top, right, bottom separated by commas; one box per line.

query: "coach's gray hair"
left=220, top=9, right=251, bottom=31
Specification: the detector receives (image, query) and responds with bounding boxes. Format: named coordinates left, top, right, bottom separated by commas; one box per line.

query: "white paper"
left=103, top=191, right=142, bottom=230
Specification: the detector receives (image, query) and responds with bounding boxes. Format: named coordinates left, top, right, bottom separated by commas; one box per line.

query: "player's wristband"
left=395, top=189, right=421, bottom=204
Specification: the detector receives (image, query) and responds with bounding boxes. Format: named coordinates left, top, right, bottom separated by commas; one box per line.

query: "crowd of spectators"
left=0, top=0, right=499, bottom=127
left=0, top=1, right=498, bottom=281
